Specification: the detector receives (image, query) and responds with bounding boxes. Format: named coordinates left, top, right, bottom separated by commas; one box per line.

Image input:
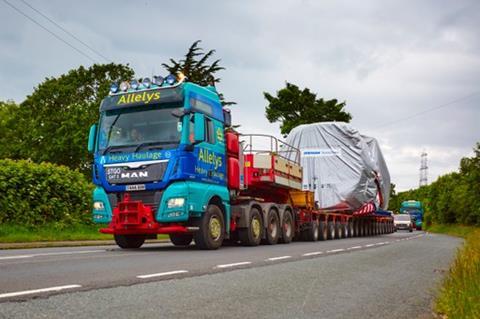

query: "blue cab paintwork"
left=91, top=81, right=230, bottom=231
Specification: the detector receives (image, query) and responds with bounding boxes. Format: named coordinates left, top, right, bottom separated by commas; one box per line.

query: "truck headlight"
left=93, top=201, right=105, bottom=210
left=167, top=198, right=185, bottom=208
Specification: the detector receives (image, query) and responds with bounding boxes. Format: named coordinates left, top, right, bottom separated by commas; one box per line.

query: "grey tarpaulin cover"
left=285, top=122, right=390, bottom=211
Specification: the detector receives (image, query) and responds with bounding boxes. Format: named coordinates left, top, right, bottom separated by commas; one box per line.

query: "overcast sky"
left=1, top=0, right=479, bottom=191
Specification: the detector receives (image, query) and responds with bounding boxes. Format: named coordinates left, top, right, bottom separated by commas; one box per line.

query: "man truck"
left=88, top=74, right=394, bottom=250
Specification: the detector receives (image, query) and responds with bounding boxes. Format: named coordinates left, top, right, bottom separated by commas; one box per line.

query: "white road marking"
left=348, top=246, right=362, bottom=250
left=0, top=255, right=34, bottom=260
left=267, top=256, right=292, bottom=261
left=327, top=249, right=345, bottom=253
left=302, top=251, right=323, bottom=256
left=137, top=270, right=188, bottom=279
left=0, top=250, right=105, bottom=261
left=216, top=262, right=252, bottom=269
left=0, top=285, right=81, bottom=299
left=365, top=244, right=375, bottom=247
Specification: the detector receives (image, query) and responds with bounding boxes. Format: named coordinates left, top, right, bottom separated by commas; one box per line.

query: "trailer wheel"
left=169, top=234, right=193, bottom=246
left=114, top=234, right=146, bottom=249
left=194, top=204, right=225, bottom=250
left=319, top=221, right=328, bottom=241
left=341, top=223, right=348, bottom=238
left=280, top=210, right=294, bottom=244
left=239, top=207, right=263, bottom=246
left=348, top=221, right=354, bottom=238
left=335, top=222, right=342, bottom=239
left=304, top=221, right=319, bottom=241
left=263, top=209, right=280, bottom=245
left=353, top=220, right=359, bottom=237
left=327, top=221, right=335, bottom=239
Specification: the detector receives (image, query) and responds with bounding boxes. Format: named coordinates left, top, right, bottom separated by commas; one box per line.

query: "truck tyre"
left=263, top=209, right=280, bottom=245
left=335, top=222, right=342, bottom=239
left=348, top=221, right=354, bottom=238
left=327, top=221, right=335, bottom=240
left=319, top=221, right=328, bottom=241
left=239, top=207, right=263, bottom=246
left=280, top=210, right=294, bottom=244
left=114, top=234, right=146, bottom=249
left=169, top=234, right=193, bottom=246
left=194, top=204, right=225, bottom=250
left=305, top=221, right=319, bottom=241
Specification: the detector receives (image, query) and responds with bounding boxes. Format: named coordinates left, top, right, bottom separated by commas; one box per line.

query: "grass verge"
left=0, top=223, right=113, bottom=242
left=427, top=224, right=480, bottom=319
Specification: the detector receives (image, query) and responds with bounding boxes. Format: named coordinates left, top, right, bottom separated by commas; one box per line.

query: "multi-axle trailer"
left=88, top=75, right=393, bottom=249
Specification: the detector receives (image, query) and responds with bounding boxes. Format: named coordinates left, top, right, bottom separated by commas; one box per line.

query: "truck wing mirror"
left=194, top=113, right=205, bottom=143
left=88, top=124, right=97, bottom=153
left=223, top=108, right=232, bottom=127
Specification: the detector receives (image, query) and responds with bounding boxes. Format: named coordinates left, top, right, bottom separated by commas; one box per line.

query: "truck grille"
left=108, top=191, right=163, bottom=213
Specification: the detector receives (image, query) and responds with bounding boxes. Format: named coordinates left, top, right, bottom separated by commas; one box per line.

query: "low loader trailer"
left=88, top=74, right=394, bottom=250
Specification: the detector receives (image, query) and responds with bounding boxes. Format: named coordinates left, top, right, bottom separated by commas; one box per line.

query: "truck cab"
left=88, top=74, right=231, bottom=249
left=399, top=200, right=424, bottom=230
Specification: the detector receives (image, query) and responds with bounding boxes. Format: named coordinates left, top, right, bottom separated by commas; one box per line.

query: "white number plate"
left=126, top=184, right=146, bottom=191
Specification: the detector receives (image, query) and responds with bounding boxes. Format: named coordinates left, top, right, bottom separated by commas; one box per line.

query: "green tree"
left=264, top=82, right=352, bottom=136
left=6, top=63, right=133, bottom=173
left=0, top=100, right=22, bottom=159
left=162, top=40, right=234, bottom=106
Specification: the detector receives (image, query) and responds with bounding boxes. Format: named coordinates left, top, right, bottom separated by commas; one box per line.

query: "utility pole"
left=419, top=151, right=428, bottom=187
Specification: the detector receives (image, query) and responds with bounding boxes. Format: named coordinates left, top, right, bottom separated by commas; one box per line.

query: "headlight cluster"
left=93, top=201, right=105, bottom=211
left=167, top=197, right=185, bottom=208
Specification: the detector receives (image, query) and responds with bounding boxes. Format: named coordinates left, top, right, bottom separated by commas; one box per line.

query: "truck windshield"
left=98, top=105, right=182, bottom=154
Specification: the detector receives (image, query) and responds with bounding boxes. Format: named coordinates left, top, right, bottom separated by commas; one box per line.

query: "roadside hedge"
left=0, top=159, right=93, bottom=226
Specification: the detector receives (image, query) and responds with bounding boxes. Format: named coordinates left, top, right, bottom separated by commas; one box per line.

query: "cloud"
left=0, top=0, right=478, bottom=191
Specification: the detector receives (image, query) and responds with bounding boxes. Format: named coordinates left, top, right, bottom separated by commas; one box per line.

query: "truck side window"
left=205, top=118, right=215, bottom=144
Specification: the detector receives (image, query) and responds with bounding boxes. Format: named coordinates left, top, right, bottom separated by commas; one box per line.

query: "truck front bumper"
left=100, top=194, right=197, bottom=235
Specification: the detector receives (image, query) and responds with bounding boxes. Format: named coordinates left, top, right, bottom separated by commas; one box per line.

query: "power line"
left=378, top=91, right=480, bottom=128
left=2, top=0, right=97, bottom=63
left=19, top=0, right=111, bottom=63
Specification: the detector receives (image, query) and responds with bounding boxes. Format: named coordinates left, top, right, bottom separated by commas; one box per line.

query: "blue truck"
left=399, top=200, right=424, bottom=230
left=88, top=73, right=394, bottom=250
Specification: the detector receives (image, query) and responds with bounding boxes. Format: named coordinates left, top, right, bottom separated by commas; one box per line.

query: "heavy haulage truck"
left=88, top=74, right=394, bottom=250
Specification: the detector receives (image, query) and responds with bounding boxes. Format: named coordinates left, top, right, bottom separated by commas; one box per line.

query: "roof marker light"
left=153, top=75, right=164, bottom=85
left=110, top=82, right=119, bottom=94
left=119, top=81, right=130, bottom=92
left=142, top=77, right=151, bottom=88
left=166, top=74, right=176, bottom=85
left=131, top=79, right=139, bottom=90
left=176, top=72, right=186, bottom=83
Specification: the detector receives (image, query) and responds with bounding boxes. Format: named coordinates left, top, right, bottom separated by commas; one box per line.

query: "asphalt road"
left=0, top=231, right=462, bottom=318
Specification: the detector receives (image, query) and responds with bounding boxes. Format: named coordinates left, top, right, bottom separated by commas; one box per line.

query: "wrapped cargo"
left=285, top=122, right=390, bottom=211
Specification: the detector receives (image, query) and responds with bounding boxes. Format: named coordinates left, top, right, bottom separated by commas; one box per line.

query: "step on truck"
left=88, top=74, right=394, bottom=249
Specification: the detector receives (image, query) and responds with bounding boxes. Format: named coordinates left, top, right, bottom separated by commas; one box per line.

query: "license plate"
left=126, top=184, right=146, bottom=191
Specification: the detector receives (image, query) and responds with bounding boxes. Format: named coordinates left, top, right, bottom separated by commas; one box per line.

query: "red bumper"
left=100, top=196, right=190, bottom=235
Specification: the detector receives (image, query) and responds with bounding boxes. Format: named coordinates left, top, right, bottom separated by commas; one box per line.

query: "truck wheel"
left=263, top=209, right=280, bottom=245
left=305, top=221, right=319, bottom=241
left=194, top=204, right=225, bottom=250
left=335, top=222, right=342, bottom=239
left=319, top=221, right=328, bottom=241
left=169, top=234, right=193, bottom=246
left=239, top=208, right=263, bottom=246
left=114, top=234, right=146, bottom=249
left=327, top=221, right=335, bottom=240
left=280, top=210, right=294, bottom=244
